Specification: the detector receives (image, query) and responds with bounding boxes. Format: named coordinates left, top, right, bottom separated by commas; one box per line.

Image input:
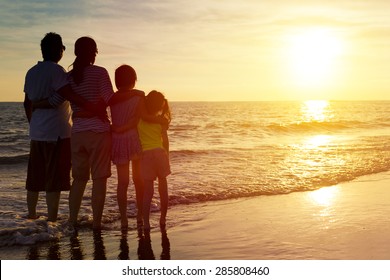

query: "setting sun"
left=286, top=28, right=345, bottom=89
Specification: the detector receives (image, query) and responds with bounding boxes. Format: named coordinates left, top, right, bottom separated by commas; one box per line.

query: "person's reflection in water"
left=26, top=244, right=40, bottom=260
left=47, top=239, right=61, bottom=259
left=137, top=228, right=171, bottom=260
left=70, top=229, right=84, bottom=260
left=138, top=230, right=155, bottom=260
left=160, top=228, right=170, bottom=260
left=118, top=229, right=130, bottom=260
left=26, top=239, right=61, bottom=260
left=93, top=229, right=106, bottom=260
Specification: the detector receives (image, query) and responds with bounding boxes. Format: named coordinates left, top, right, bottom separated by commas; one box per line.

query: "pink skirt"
left=111, top=129, right=142, bottom=165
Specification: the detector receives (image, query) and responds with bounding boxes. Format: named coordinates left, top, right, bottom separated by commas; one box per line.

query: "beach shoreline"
left=1, top=172, right=390, bottom=260
left=162, top=172, right=390, bottom=260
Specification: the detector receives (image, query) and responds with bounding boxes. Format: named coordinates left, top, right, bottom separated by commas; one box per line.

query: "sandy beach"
left=163, top=172, right=390, bottom=260
left=1, top=172, right=390, bottom=260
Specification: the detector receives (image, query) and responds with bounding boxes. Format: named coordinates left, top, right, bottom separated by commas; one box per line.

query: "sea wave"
left=1, top=101, right=389, bottom=248
left=168, top=168, right=390, bottom=205
left=0, top=215, right=75, bottom=247
left=1, top=167, right=389, bottom=247
left=0, top=154, right=29, bottom=165
left=266, top=120, right=365, bottom=134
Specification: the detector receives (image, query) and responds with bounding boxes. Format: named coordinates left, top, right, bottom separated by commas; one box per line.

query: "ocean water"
left=0, top=100, right=389, bottom=247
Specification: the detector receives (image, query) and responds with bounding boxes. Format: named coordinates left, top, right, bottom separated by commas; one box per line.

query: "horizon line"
left=1, top=99, right=390, bottom=103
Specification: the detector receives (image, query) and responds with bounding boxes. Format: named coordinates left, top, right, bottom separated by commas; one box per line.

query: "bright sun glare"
left=286, top=28, right=344, bottom=88
left=302, top=100, right=330, bottom=122
left=308, top=187, right=338, bottom=207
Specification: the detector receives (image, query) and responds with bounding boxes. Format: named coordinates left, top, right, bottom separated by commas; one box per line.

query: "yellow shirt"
left=137, top=119, right=163, bottom=151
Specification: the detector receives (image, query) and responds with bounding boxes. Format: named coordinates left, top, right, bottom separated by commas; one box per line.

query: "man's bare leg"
left=27, top=190, right=39, bottom=219
left=46, top=191, right=61, bottom=222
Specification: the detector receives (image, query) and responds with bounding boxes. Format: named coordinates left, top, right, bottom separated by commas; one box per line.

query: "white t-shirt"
left=24, top=61, right=72, bottom=141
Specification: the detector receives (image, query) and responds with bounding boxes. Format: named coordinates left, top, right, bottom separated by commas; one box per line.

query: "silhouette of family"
left=23, top=32, right=171, bottom=238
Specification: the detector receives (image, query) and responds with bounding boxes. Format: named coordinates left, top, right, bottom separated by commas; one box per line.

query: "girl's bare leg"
left=132, top=159, right=144, bottom=227
left=142, top=179, right=154, bottom=231
left=158, top=177, right=168, bottom=227
left=116, top=163, right=130, bottom=229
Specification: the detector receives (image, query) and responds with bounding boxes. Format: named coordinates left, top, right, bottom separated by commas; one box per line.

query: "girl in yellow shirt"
left=138, top=90, right=171, bottom=232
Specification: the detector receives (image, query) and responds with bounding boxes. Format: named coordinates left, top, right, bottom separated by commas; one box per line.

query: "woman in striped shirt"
left=68, top=36, right=114, bottom=230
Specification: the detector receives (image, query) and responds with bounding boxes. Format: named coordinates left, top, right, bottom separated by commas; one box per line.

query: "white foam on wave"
left=0, top=216, right=65, bottom=246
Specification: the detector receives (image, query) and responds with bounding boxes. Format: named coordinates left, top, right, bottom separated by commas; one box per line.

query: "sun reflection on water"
left=303, top=134, right=332, bottom=149
left=308, top=186, right=338, bottom=207
left=288, top=100, right=338, bottom=170
left=307, top=187, right=340, bottom=229
left=301, top=100, right=331, bottom=122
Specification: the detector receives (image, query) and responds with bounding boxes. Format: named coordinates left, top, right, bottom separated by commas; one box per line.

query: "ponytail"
left=69, top=36, right=98, bottom=85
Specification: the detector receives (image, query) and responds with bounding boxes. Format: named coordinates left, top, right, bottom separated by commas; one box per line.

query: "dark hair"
left=41, top=32, right=65, bottom=61
left=115, top=64, right=137, bottom=90
left=70, top=36, right=98, bottom=85
left=145, top=90, right=171, bottom=124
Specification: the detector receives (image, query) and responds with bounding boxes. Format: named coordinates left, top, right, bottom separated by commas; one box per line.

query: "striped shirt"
left=111, top=91, right=144, bottom=164
left=68, top=65, right=114, bottom=133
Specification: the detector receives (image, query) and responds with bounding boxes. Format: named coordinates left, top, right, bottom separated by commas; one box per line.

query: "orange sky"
left=1, top=0, right=390, bottom=101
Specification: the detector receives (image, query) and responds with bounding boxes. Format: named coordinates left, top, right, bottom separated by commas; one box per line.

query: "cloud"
left=0, top=0, right=84, bottom=28
left=2, top=0, right=390, bottom=100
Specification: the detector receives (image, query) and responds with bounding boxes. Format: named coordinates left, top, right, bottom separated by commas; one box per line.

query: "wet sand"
left=1, top=172, right=390, bottom=260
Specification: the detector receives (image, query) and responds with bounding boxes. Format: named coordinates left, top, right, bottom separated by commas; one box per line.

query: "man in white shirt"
left=23, top=32, right=73, bottom=222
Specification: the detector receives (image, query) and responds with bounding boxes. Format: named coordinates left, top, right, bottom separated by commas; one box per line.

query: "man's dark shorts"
left=26, top=138, right=71, bottom=192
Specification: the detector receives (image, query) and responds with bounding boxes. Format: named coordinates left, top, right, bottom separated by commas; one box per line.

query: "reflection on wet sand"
left=160, top=229, right=170, bottom=260
left=70, top=230, right=84, bottom=260
left=118, top=229, right=130, bottom=260
left=93, top=230, right=106, bottom=260
left=138, top=229, right=171, bottom=260
left=25, top=227, right=170, bottom=260
left=138, top=231, right=155, bottom=260
left=26, top=244, right=39, bottom=260
left=27, top=239, right=61, bottom=260
left=47, top=241, right=61, bottom=260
